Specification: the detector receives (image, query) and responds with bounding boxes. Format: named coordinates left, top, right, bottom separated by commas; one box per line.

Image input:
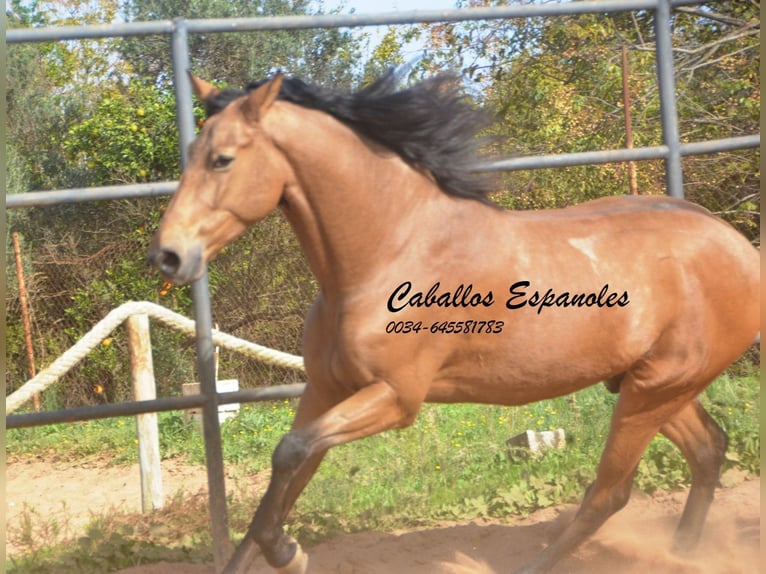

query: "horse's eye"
left=211, top=154, right=234, bottom=171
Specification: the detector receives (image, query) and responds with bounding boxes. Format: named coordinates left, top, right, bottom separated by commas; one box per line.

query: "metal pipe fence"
left=6, top=1, right=705, bottom=44
left=5, top=1, right=759, bottom=571
left=6, top=384, right=306, bottom=429
left=6, top=134, right=760, bottom=209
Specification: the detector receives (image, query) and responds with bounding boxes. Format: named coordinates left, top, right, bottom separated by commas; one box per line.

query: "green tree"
left=414, top=1, right=759, bottom=241
left=6, top=0, right=130, bottom=191
left=5, top=0, right=345, bottom=407
left=670, top=2, right=760, bottom=239
left=118, top=0, right=362, bottom=89
left=63, top=80, right=182, bottom=185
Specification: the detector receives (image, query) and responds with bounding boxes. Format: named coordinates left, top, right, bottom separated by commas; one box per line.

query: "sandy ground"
left=6, top=458, right=760, bottom=573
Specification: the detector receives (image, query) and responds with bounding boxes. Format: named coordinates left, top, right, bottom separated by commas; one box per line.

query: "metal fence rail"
left=6, top=384, right=306, bottom=429
left=5, top=1, right=760, bottom=571
left=6, top=134, right=760, bottom=209
left=6, top=1, right=705, bottom=44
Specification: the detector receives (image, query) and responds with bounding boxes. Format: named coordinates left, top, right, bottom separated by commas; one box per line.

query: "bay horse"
left=149, top=71, right=760, bottom=574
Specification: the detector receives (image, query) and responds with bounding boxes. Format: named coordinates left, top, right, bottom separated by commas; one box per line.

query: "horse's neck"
left=268, top=102, right=450, bottom=295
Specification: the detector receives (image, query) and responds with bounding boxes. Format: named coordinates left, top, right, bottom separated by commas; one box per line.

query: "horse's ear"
left=188, top=73, right=220, bottom=102
left=242, top=73, right=283, bottom=123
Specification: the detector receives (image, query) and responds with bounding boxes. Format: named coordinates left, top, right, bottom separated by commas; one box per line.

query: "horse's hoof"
left=276, top=540, right=308, bottom=574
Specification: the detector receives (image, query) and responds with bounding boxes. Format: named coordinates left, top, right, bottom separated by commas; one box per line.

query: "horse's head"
left=149, top=74, right=289, bottom=284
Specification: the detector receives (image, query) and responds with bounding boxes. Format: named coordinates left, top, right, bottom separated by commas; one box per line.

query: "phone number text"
left=385, top=320, right=504, bottom=335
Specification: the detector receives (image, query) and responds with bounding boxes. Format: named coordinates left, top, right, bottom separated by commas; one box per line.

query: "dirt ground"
left=6, top=458, right=760, bottom=573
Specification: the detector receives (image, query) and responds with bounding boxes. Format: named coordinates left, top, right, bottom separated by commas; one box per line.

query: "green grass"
left=6, top=371, right=760, bottom=573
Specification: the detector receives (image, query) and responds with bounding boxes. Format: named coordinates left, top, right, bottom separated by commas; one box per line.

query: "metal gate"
left=5, top=1, right=760, bottom=571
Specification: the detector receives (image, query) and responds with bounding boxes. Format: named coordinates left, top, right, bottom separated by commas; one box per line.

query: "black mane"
left=204, top=70, right=497, bottom=203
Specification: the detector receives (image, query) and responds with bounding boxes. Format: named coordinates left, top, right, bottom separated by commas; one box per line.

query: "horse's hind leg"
left=659, top=398, right=728, bottom=552
left=516, top=386, right=688, bottom=574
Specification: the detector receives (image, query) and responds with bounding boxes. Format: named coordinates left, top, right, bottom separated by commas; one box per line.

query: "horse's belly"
left=424, top=357, right=620, bottom=407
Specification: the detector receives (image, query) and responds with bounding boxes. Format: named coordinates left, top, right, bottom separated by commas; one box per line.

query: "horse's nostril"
left=156, top=248, right=182, bottom=277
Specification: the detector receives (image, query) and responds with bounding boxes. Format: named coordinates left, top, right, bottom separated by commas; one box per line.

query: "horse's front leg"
left=221, top=383, right=330, bottom=574
left=223, top=380, right=419, bottom=574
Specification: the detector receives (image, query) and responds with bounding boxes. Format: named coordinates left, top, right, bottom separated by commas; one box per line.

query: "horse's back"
left=534, top=194, right=713, bottom=219
left=522, top=195, right=756, bottom=264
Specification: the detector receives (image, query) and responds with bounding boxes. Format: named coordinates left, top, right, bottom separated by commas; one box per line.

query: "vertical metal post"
left=171, top=17, right=232, bottom=572
left=654, top=0, right=684, bottom=198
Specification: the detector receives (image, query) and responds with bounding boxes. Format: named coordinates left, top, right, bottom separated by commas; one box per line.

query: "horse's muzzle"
left=148, top=240, right=204, bottom=285
left=152, top=247, right=182, bottom=276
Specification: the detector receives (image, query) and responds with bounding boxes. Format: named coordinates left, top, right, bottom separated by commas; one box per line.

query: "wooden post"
left=126, top=313, right=164, bottom=512
left=622, top=45, right=639, bottom=195
left=12, top=232, right=40, bottom=411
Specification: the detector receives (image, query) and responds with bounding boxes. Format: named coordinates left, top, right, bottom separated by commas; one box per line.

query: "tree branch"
left=674, top=7, right=749, bottom=27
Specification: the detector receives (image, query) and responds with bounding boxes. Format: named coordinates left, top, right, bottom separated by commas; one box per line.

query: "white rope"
left=6, top=301, right=305, bottom=414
